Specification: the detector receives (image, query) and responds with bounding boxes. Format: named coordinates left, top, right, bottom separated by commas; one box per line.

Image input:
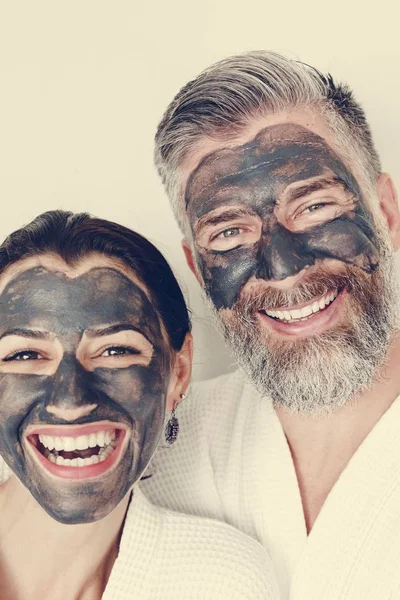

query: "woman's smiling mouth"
left=25, top=422, right=128, bottom=480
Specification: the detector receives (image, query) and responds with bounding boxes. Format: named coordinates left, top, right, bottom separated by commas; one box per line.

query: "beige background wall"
left=0, top=0, right=398, bottom=380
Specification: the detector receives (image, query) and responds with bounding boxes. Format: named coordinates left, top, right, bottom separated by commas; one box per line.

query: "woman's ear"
left=166, top=332, right=193, bottom=411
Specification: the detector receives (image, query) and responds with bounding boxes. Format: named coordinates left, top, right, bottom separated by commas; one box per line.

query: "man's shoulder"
left=183, top=369, right=265, bottom=436
left=193, top=368, right=244, bottom=392
left=142, top=369, right=265, bottom=517
left=116, top=490, right=278, bottom=599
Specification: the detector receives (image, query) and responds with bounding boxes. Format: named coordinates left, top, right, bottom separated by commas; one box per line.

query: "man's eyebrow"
left=194, top=208, right=255, bottom=234
left=0, top=328, right=51, bottom=341
left=283, top=177, right=350, bottom=204
left=84, top=323, right=148, bottom=339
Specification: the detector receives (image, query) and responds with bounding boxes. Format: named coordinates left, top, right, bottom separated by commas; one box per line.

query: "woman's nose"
left=45, top=355, right=98, bottom=421
left=46, top=403, right=97, bottom=421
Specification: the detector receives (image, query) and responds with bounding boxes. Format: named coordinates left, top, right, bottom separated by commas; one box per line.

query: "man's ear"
left=182, top=239, right=202, bottom=284
left=166, top=332, right=193, bottom=412
left=377, top=173, right=400, bottom=250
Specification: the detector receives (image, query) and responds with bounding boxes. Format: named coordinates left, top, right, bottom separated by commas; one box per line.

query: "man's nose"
left=45, top=355, right=97, bottom=421
left=255, top=226, right=315, bottom=286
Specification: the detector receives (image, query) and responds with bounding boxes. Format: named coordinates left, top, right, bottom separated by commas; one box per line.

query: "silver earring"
left=165, top=393, right=186, bottom=445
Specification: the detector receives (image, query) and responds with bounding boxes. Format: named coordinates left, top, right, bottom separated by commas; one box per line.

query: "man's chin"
left=213, top=290, right=396, bottom=415
left=232, top=336, right=385, bottom=416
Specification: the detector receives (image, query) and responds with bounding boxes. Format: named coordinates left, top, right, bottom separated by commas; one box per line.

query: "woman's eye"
left=100, top=346, right=139, bottom=358
left=4, top=350, right=42, bottom=362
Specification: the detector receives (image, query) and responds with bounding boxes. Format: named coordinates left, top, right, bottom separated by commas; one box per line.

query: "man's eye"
left=4, top=350, right=42, bottom=362
left=100, top=346, right=139, bottom=357
left=218, top=227, right=242, bottom=238
left=304, top=202, right=326, bottom=212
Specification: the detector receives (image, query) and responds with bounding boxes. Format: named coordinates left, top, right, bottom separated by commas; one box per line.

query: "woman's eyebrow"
left=0, top=328, right=51, bottom=341
left=84, top=323, right=148, bottom=339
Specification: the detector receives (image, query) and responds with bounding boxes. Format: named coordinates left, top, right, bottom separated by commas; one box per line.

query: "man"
left=143, top=52, right=400, bottom=599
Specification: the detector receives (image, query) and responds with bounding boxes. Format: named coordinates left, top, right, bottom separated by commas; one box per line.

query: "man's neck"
left=275, top=334, right=400, bottom=534
left=0, top=474, right=130, bottom=600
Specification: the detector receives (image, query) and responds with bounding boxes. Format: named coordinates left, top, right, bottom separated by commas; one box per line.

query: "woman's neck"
left=0, top=474, right=130, bottom=600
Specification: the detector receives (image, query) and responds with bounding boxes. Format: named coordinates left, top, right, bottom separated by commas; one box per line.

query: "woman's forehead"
left=0, top=253, right=172, bottom=349
left=0, top=252, right=148, bottom=296
left=0, top=265, right=165, bottom=348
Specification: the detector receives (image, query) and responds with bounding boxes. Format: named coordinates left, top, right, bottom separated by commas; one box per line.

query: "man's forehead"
left=185, top=123, right=343, bottom=205
left=182, top=109, right=335, bottom=184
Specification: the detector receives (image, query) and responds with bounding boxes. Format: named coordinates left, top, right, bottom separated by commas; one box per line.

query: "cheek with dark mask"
left=0, top=266, right=171, bottom=524
left=186, top=123, right=380, bottom=310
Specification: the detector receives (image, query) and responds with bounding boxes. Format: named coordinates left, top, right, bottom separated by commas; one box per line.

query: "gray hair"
left=154, top=51, right=382, bottom=234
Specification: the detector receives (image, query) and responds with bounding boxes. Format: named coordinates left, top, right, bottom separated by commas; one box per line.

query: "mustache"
left=233, top=264, right=374, bottom=313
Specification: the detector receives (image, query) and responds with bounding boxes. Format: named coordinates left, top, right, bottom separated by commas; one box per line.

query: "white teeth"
left=38, top=429, right=116, bottom=452
left=101, top=445, right=114, bottom=459
left=39, top=434, right=55, bottom=450
left=264, top=290, right=338, bottom=322
left=89, top=433, right=97, bottom=448
left=76, top=435, right=90, bottom=450
left=48, top=452, right=111, bottom=467
left=63, top=436, right=76, bottom=451
left=37, top=428, right=119, bottom=469
left=311, top=301, right=320, bottom=314
left=54, top=437, right=64, bottom=451
left=96, top=431, right=105, bottom=447
left=300, top=305, right=314, bottom=318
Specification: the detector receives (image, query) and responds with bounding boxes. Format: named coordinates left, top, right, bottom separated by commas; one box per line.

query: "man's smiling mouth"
left=25, top=422, right=127, bottom=479
left=260, top=289, right=339, bottom=323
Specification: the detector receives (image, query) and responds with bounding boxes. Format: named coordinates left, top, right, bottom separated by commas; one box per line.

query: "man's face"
left=186, top=123, right=379, bottom=309
left=0, top=257, right=171, bottom=523
left=184, top=119, right=399, bottom=412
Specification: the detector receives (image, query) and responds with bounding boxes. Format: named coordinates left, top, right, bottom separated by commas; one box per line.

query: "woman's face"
left=0, top=254, right=172, bottom=524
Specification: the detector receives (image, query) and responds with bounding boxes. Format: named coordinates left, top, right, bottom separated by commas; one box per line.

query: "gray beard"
left=207, top=231, right=400, bottom=415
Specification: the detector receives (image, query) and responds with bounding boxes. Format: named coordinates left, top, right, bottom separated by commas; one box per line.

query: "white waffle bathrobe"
left=144, top=370, right=400, bottom=600
left=0, top=455, right=280, bottom=599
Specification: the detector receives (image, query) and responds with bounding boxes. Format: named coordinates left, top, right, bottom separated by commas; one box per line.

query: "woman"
left=0, top=210, right=279, bottom=600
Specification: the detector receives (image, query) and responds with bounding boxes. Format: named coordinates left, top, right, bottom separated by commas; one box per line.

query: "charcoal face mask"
left=0, top=266, right=170, bottom=524
left=185, top=123, right=379, bottom=309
